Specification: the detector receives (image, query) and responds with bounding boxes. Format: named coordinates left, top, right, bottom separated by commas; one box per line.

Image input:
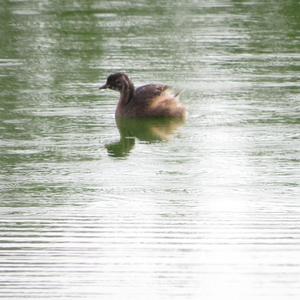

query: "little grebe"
left=99, top=73, right=187, bottom=119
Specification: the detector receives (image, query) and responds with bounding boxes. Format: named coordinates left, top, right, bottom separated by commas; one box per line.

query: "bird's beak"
left=99, top=83, right=108, bottom=90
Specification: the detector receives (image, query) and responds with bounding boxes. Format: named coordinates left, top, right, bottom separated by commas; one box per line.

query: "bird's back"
left=126, top=84, right=186, bottom=118
left=133, top=84, right=170, bottom=103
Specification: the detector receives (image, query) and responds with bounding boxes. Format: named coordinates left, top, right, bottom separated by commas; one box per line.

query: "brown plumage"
left=99, top=73, right=187, bottom=119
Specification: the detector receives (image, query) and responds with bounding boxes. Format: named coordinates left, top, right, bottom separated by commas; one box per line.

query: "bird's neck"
left=119, top=78, right=134, bottom=106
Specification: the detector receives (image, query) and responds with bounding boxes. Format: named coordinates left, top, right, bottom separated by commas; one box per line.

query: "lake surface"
left=0, top=0, right=299, bottom=299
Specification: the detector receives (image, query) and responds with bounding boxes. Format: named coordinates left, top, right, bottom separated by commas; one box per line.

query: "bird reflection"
left=106, top=118, right=185, bottom=158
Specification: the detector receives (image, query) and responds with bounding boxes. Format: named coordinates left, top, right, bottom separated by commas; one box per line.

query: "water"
left=0, top=0, right=299, bottom=299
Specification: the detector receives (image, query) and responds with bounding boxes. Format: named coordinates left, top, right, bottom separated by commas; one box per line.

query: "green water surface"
left=0, top=1, right=299, bottom=299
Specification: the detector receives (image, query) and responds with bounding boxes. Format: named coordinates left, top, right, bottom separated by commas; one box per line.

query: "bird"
left=99, top=72, right=187, bottom=119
